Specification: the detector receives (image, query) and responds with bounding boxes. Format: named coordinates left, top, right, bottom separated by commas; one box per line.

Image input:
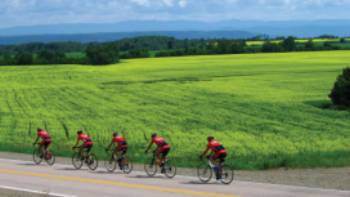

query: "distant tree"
left=86, top=43, right=119, bottom=65
left=340, top=38, right=346, bottom=43
left=323, top=42, right=333, bottom=49
left=305, top=39, right=314, bottom=50
left=231, top=40, right=247, bottom=53
left=318, top=34, right=338, bottom=39
left=281, top=36, right=296, bottom=51
left=262, top=41, right=283, bottom=52
left=329, top=67, right=350, bottom=107
left=15, top=52, right=33, bottom=65
left=37, top=50, right=65, bottom=64
left=0, top=54, right=15, bottom=65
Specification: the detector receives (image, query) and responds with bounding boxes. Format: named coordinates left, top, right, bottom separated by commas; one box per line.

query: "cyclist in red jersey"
left=106, top=132, right=128, bottom=160
left=33, top=128, right=51, bottom=158
left=73, top=130, right=93, bottom=159
left=200, top=136, right=227, bottom=180
left=145, top=133, right=171, bottom=172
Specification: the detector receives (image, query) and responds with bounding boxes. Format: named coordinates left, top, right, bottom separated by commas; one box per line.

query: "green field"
left=0, top=51, right=350, bottom=170
left=246, top=38, right=350, bottom=47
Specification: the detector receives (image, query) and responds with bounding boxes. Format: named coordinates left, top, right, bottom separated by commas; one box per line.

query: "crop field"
left=246, top=38, right=350, bottom=46
left=0, top=51, right=350, bottom=170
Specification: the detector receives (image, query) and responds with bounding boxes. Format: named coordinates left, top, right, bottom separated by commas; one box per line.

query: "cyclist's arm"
left=73, top=138, right=80, bottom=147
left=200, top=147, right=210, bottom=157
left=145, top=141, right=153, bottom=152
left=106, top=139, right=113, bottom=150
left=33, top=136, right=39, bottom=145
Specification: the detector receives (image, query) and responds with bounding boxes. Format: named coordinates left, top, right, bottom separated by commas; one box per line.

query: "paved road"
left=0, top=158, right=349, bottom=197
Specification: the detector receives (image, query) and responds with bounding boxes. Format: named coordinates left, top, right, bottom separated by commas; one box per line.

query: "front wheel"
left=144, top=156, right=157, bottom=177
left=197, top=163, right=212, bottom=183
left=220, top=165, right=234, bottom=185
left=104, top=158, right=117, bottom=173
left=163, top=160, right=176, bottom=179
left=45, top=151, right=56, bottom=166
left=33, top=149, right=43, bottom=165
left=87, top=153, right=98, bottom=171
left=72, top=152, right=83, bottom=170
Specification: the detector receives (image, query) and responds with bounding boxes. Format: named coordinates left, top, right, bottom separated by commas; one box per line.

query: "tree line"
left=0, top=36, right=348, bottom=66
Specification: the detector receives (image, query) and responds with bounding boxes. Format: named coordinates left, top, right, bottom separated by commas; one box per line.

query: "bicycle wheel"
left=104, top=158, right=117, bottom=173
left=72, top=152, right=83, bottom=170
left=45, top=151, right=56, bottom=166
left=164, top=160, right=176, bottom=179
left=144, top=157, right=157, bottom=177
left=33, top=149, right=43, bottom=165
left=220, top=165, right=234, bottom=185
left=87, top=153, right=99, bottom=171
left=197, top=163, right=212, bottom=183
left=121, top=156, right=133, bottom=174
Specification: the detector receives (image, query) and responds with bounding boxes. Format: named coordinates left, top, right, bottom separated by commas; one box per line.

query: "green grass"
left=0, top=51, right=350, bottom=170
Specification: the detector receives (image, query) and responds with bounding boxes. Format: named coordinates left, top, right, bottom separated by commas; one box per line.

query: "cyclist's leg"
left=155, top=148, right=161, bottom=165
left=79, top=145, right=84, bottom=159
left=112, top=147, right=119, bottom=160
left=214, top=153, right=226, bottom=180
left=44, top=140, right=51, bottom=155
left=161, top=147, right=170, bottom=165
left=39, top=142, right=45, bottom=158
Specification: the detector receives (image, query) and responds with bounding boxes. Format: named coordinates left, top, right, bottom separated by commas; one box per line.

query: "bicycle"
left=71, top=147, right=98, bottom=171
left=197, top=157, right=234, bottom=184
left=144, top=151, right=176, bottom=178
left=104, top=149, right=133, bottom=174
left=33, top=143, right=55, bottom=166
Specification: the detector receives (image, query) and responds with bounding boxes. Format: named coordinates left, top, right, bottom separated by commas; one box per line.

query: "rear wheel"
left=72, top=152, right=83, bottom=170
left=45, top=151, right=55, bottom=166
left=33, top=149, right=43, bottom=165
left=121, top=156, right=133, bottom=174
left=164, top=160, right=176, bottom=179
left=104, top=158, right=117, bottom=173
left=144, top=156, right=157, bottom=177
left=197, top=163, right=212, bottom=183
left=220, top=165, right=234, bottom=185
left=87, top=153, right=98, bottom=171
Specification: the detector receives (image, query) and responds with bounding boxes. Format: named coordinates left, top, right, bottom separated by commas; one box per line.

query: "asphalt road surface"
left=0, top=158, right=349, bottom=197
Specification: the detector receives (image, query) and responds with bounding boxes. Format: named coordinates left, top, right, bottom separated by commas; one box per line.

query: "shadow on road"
left=90, top=170, right=123, bottom=175
left=56, top=167, right=88, bottom=171
left=181, top=180, right=221, bottom=185
left=16, top=162, right=40, bottom=166
left=128, top=174, right=165, bottom=179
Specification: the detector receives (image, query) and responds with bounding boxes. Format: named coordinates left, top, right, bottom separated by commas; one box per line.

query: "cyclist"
left=200, top=136, right=227, bottom=180
left=73, top=130, right=93, bottom=159
left=106, top=132, right=128, bottom=167
left=145, top=133, right=171, bottom=173
left=33, top=128, right=51, bottom=158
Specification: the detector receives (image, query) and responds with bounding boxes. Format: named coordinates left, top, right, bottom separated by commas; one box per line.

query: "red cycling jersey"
left=113, top=136, right=128, bottom=148
left=78, top=133, right=93, bottom=146
left=152, top=136, right=170, bottom=152
left=208, top=140, right=226, bottom=155
left=38, top=131, right=51, bottom=142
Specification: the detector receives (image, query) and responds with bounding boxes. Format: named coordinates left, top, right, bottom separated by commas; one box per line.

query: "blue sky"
left=1, top=0, right=350, bottom=28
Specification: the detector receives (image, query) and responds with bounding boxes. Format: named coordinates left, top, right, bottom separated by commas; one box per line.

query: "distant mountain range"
left=0, top=20, right=350, bottom=45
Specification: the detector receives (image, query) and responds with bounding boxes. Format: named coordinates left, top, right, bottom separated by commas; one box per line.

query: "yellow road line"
left=0, top=169, right=239, bottom=197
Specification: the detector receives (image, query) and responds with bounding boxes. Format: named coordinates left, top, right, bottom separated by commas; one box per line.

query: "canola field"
left=0, top=51, right=349, bottom=169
